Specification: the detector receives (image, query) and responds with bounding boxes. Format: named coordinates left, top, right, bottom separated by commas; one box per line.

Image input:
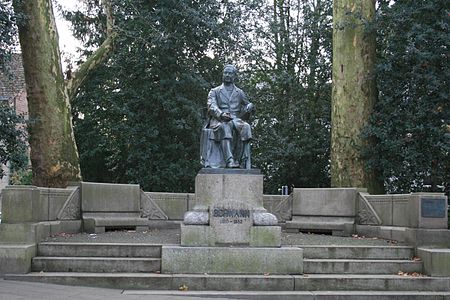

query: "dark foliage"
left=0, top=104, right=27, bottom=178
left=244, top=0, right=333, bottom=193
left=69, top=0, right=236, bottom=192
left=362, top=0, right=450, bottom=194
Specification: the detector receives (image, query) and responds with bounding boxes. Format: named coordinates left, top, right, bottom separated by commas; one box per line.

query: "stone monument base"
left=181, top=224, right=281, bottom=247
left=161, top=246, right=303, bottom=274
left=182, top=169, right=281, bottom=247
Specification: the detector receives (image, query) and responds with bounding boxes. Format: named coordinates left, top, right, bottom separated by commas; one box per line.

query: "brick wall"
left=0, top=53, right=28, bottom=191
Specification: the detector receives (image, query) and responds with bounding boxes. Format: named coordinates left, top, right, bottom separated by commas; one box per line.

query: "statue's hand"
left=220, top=112, right=233, bottom=122
left=245, top=103, right=255, bottom=113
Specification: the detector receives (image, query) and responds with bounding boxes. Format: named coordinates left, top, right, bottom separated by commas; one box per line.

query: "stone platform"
left=161, top=246, right=303, bottom=274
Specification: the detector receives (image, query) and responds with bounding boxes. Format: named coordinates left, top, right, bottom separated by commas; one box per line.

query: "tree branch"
left=66, top=0, right=116, bottom=99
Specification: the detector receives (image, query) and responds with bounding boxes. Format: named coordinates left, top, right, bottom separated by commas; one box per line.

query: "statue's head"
left=222, top=64, right=237, bottom=84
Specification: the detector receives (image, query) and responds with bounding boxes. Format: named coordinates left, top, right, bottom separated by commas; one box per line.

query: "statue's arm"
left=207, top=89, right=222, bottom=119
left=241, top=90, right=255, bottom=114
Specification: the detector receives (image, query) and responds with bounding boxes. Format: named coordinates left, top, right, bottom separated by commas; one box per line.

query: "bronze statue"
left=200, top=65, right=255, bottom=169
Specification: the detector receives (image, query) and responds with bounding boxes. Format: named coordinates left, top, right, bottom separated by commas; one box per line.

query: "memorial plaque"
left=210, top=201, right=252, bottom=244
left=421, top=198, right=447, bottom=218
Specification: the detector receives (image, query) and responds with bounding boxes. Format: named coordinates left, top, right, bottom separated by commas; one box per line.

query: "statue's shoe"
left=226, top=160, right=240, bottom=168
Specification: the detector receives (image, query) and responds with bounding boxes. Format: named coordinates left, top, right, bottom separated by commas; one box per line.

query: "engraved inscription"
left=212, top=207, right=250, bottom=225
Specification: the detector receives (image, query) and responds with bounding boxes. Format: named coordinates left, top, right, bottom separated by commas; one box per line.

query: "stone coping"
left=198, top=168, right=261, bottom=175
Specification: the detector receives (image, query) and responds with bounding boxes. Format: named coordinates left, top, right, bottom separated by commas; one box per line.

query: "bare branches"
left=66, top=0, right=116, bottom=100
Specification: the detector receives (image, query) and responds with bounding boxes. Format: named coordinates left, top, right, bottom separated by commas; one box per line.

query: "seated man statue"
left=201, top=64, right=255, bottom=169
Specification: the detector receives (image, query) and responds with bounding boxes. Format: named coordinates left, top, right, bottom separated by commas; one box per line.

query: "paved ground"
left=0, top=279, right=232, bottom=300
left=43, top=227, right=404, bottom=246
left=3, top=280, right=450, bottom=300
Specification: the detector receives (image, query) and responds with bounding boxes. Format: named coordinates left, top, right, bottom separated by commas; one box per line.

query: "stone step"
left=123, top=290, right=450, bottom=300
left=303, top=259, right=423, bottom=274
left=37, top=242, right=414, bottom=260
left=31, top=257, right=160, bottom=273
left=5, top=273, right=450, bottom=292
left=37, top=242, right=162, bottom=258
left=301, top=245, right=415, bottom=260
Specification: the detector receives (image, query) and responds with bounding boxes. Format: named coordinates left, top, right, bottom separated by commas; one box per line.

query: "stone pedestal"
left=182, top=169, right=280, bottom=247
left=162, top=169, right=303, bottom=275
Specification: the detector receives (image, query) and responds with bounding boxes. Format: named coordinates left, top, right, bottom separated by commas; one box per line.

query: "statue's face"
left=222, top=66, right=236, bottom=84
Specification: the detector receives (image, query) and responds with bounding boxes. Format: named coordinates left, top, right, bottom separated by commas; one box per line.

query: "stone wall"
left=1, top=186, right=78, bottom=223
left=363, top=193, right=448, bottom=229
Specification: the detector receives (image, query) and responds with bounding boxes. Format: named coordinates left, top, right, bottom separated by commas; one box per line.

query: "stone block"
left=161, top=246, right=303, bottom=274
left=263, top=195, right=291, bottom=222
left=38, top=188, right=74, bottom=220
left=170, top=274, right=295, bottom=291
left=366, top=195, right=393, bottom=226
left=391, top=195, right=410, bottom=227
left=0, top=223, right=50, bottom=243
left=2, top=186, right=47, bottom=222
left=57, top=187, right=81, bottom=220
left=82, top=212, right=148, bottom=233
left=417, top=248, right=450, bottom=276
left=187, top=193, right=197, bottom=211
left=82, top=218, right=96, bottom=234
left=292, top=188, right=356, bottom=217
left=0, top=244, right=36, bottom=274
left=147, top=192, right=189, bottom=220
left=210, top=201, right=253, bottom=244
left=286, top=216, right=355, bottom=236
left=195, top=173, right=263, bottom=208
left=0, top=223, right=35, bottom=243
left=356, top=225, right=409, bottom=241
left=49, top=220, right=82, bottom=235
left=406, top=228, right=450, bottom=247
left=249, top=226, right=281, bottom=247
left=81, top=182, right=140, bottom=212
left=408, top=193, right=448, bottom=229
left=147, top=220, right=181, bottom=229
left=181, top=224, right=215, bottom=246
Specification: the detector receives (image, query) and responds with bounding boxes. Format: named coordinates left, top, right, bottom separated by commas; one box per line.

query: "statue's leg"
left=222, top=139, right=239, bottom=168
left=240, top=140, right=251, bottom=169
left=232, top=119, right=252, bottom=169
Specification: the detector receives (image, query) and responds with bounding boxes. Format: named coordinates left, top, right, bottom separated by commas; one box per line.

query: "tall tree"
left=330, top=0, right=382, bottom=193
left=69, top=0, right=238, bottom=192
left=245, top=0, right=333, bottom=193
left=12, top=0, right=115, bottom=187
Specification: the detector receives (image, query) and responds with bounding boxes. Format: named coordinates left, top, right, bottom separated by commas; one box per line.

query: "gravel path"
left=44, top=228, right=404, bottom=246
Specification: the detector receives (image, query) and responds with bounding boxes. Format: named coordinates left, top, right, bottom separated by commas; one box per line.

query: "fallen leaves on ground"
left=351, top=234, right=366, bottom=239
left=49, top=232, right=75, bottom=238
left=178, top=284, right=189, bottom=291
left=397, top=271, right=425, bottom=277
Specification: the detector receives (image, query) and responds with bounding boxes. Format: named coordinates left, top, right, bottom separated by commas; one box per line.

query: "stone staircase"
left=5, top=242, right=450, bottom=298
left=31, top=242, right=161, bottom=273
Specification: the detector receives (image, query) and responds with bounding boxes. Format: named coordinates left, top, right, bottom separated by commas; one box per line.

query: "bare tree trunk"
left=331, top=0, right=383, bottom=193
left=13, top=0, right=114, bottom=187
